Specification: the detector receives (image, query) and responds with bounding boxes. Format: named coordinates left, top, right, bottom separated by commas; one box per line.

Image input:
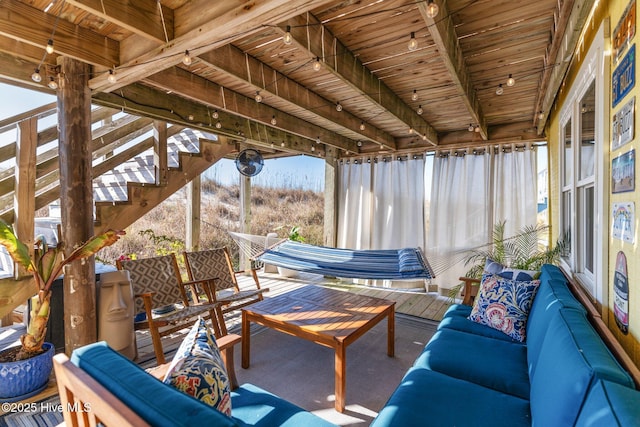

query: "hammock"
left=255, top=240, right=435, bottom=280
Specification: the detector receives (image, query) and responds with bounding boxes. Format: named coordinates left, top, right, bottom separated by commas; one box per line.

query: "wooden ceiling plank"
left=419, top=1, right=488, bottom=140
left=0, top=0, right=119, bottom=67
left=89, top=0, right=336, bottom=93
left=284, top=13, right=438, bottom=145
left=197, top=45, right=396, bottom=149
left=64, top=0, right=173, bottom=43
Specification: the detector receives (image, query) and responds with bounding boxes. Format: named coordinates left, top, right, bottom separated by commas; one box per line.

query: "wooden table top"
left=242, top=286, right=395, bottom=343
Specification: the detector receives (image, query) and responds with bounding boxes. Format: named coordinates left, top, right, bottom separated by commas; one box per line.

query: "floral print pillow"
left=468, top=274, right=541, bottom=342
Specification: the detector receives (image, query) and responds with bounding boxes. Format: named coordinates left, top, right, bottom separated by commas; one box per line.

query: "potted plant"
left=0, top=220, right=123, bottom=400
left=277, top=226, right=305, bottom=278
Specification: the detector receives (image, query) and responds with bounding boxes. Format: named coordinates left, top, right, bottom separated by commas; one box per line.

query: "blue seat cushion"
left=231, top=383, right=335, bottom=427
left=413, top=329, right=529, bottom=399
left=576, top=380, right=640, bottom=427
left=71, top=342, right=237, bottom=427
left=371, top=368, right=531, bottom=427
left=439, top=305, right=519, bottom=342
left=530, top=310, right=634, bottom=427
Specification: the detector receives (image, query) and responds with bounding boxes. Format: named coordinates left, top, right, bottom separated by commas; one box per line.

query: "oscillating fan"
left=235, top=148, right=264, bottom=177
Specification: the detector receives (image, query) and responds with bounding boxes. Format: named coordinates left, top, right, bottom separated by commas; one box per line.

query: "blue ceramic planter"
left=0, top=342, right=54, bottom=402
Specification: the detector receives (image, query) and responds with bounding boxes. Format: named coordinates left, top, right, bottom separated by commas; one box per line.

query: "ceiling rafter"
left=197, top=45, right=396, bottom=150
left=419, top=1, right=488, bottom=140
left=142, top=66, right=360, bottom=153
left=281, top=13, right=438, bottom=146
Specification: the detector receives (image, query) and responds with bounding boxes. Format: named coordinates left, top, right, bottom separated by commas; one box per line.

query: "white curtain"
left=337, top=159, right=373, bottom=250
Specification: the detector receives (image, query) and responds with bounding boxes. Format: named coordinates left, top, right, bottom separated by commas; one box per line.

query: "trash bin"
left=97, top=270, right=136, bottom=360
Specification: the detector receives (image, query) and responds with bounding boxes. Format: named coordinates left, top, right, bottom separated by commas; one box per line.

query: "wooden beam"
left=197, top=45, right=396, bottom=149
left=15, top=117, right=37, bottom=278
left=186, top=175, right=200, bottom=252
left=282, top=13, right=438, bottom=146
left=419, top=2, right=488, bottom=140
left=89, top=0, right=336, bottom=93
left=64, top=0, right=174, bottom=43
left=153, top=121, right=168, bottom=185
left=0, top=0, right=119, bottom=68
left=143, top=67, right=359, bottom=153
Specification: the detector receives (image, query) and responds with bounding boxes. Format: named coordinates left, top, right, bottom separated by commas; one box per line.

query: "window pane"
left=564, top=119, right=572, bottom=185
left=562, top=190, right=572, bottom=262
left=579, top=82, right=595, bottom=180
left=583, top=186, right=594, bottom=274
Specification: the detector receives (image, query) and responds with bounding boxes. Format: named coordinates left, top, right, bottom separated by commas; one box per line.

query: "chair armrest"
left=217, top=333, right=241, bottom=390
left=459, top=277, right=481, bottom=306
left=180, top=278, right=218, bottom=305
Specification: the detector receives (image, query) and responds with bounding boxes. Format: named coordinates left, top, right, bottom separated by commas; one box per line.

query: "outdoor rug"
left=0, top=396, right=63, bottom=427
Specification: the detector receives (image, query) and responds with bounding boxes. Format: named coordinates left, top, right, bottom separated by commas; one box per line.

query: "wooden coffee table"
left=241, top=286, right=395, bottom=412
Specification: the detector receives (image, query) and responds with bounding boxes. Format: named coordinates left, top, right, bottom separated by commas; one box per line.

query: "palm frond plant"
left=0, top=220, right=124, bottom=361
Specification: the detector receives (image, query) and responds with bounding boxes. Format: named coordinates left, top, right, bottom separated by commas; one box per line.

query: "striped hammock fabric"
left=257, top=240, right=435, bottom=280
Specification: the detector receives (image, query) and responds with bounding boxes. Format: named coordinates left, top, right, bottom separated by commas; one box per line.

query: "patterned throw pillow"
left=468, top=274, right=541, bottom=342
left=163, top=317, right=232, bottom=416
left=484, top=258, right=540, bottom=281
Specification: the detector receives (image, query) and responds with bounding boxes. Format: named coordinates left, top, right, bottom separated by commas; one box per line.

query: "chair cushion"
left=576, top=380, right=640, bottom=427
left=371, top=368, right=531, bottom=427
left=414, top=329, right=529, bottom=399
left=468, top=274, right=540, bottom=342
left=439, top=304, right=519, bottom=342
left=163, top=318, right=232, bottom=416
left=71, top=342, right=237, bottom=427
left=231, top=383, right=336, bottom=427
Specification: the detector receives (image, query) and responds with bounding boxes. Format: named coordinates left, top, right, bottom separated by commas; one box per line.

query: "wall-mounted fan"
left=235, top=148, right=264, bottom=177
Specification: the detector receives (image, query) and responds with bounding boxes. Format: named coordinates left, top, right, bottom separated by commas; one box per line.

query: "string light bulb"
left=496, top=84, right=504, bottom=95
left=408, top=32, right=418, bottom=51
left=283, top=26, right=293, bottom=45
left=538, top=111, right=544, bottom=120
left=107, top=69, right=117, bottom=84
left=47, top=76, right=58, bottom=89
left=468, top=124, right=474, bottom=132
left=336, top=102, right=343, bottom=112
left=215, top=121, right=222, bottom=129
left=412, top=89, right=419, bottom=101
left=212, top=110, right=219, bottom=119
left=254, top=91, right=263, bottom=103
left=312, top=57, right=322, bottom=71
left=417, top=105, right=423, bottom=115
left=359, top=121, right=365, bottom=131
left=271, top=115, right=277, bottom=125
left=46, top=39, right=54, bottom=54
left=426, top=0, right=439, bottom=18
left=182, top=50, right=192, bottom=66
left=475, top=125, right=480, bottom=133
left=31, top=68, right=42, bottom=83
left=507, top=74, right=515, bottom=87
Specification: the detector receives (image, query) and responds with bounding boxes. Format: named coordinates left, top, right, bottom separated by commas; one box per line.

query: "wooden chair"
left=183, top=247, right=268, bottom=323
left=459, top=276, right=481, bottom=305
left=117, top=254, right=223, bottom=364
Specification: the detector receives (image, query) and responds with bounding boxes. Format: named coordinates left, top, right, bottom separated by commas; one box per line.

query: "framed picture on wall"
left=612, top=149, right=635, bottom=193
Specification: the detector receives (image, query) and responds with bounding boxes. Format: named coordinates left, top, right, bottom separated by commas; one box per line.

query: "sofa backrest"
left=529, top=309, right=634, bottom=427
left=71, top=342, right=238, bottom=427
left=576, top=379, right=640, bottom=426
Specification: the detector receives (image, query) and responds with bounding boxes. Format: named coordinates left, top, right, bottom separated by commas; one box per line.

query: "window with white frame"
left=558, top=24, right=605, bottom=302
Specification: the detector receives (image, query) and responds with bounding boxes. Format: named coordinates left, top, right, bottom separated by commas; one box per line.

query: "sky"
left=0, top=82, right=326, bottom=191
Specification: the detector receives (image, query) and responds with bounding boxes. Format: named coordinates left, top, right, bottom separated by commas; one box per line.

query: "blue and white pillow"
left=468, top=273, right=541, bottom=342
left=163, top=317, right=232, bottom=416
left=484, top=258, right=540, bottom=281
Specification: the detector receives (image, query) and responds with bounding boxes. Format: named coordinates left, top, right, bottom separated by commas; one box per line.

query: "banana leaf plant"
left=0, top=220, right=124, bottom=360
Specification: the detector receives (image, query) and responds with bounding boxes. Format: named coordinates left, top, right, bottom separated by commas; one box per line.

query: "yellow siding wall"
left=549, top=0, right=640, bottom=368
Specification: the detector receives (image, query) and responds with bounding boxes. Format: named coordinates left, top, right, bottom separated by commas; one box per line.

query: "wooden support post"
left=153, top=121, right=168, bottom=186
left=323, top=147, right=338, bottom=247
left=186, top=175, right=201, bottom=251
left=239, top=173, right=251, bottom=271
left=57, top=57, right=97, bottom=355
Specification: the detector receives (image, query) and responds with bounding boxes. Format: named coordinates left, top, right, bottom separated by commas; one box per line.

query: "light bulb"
left=475, top=125, right=480, bottom=133
left=496, top=84, right=504, bottom=95
left=215, top=121, right=222, bottom=129
left=255, top=91, right=263, bottom=103
left=107, top=69, right=117, bottom=84
left=468, top=124, right=474, bottom=132
left=312, top=57, right=322, bottom=71
left=188, top=114, right=194, bottom=121
left=412, top=89, right=419, bottom=101
left=357, top=140, right=363, bottom=147
left=46, top=39, right=54, bottom=54
left=212, top=110, right=219, bottom=119
left=408, top=32, right=418, bottom=51
left=311, top=146, right=315, bottom=152
left=538, top=111, right=544, bottom=120
left=182, top=50, right=192, bottom=66
left=47, top=76, right=58, bottom=89
left=31, top=69, right=42, bottom=83
left=426, top=0, right=439, bottom=18
left=417, top=105, right=423, bottom=115
left=507, top=74, right=515, bottom=87
left=359, top=121, right=365, bottom=131
left=336, top=102, right=343, bottom=112
left=271, top=115, right=277, bottom=125
left=409, top=127, right=414, bottom=134
left=281, top=142, right=285, bottom=147
left=283, top=26, right=293, bottom=45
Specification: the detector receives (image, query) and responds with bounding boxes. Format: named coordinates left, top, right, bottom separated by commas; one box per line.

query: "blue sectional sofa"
left=371, top=264, right=640, bottom=427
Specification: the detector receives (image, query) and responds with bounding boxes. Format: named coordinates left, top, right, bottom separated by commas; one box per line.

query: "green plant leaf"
left=0, top=220, right=34, bottom=271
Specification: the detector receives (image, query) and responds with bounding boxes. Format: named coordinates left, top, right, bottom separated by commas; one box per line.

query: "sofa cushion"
left=231, top=383, right=335, bottom=427
left=469, top=274, right=540, bottom=342
left=439, top=304, right=519, bottom=342
left=71, top=342, right=237, bottom=427
left=371, top=367, right=531, bottom=427
left=530, top=309, right=635, bottom=427
left=163, top=318, right=232, bottom=415
left=576, top=380, right=640, bottom=427
left=414, top=328, right=529, bottom=399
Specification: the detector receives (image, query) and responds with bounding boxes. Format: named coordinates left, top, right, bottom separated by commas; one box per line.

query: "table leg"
left=241, top=311, right=250, bottom=369
left=335, top=344, right=346, bottom=412
left=387, top=308, right=395, bottom=357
